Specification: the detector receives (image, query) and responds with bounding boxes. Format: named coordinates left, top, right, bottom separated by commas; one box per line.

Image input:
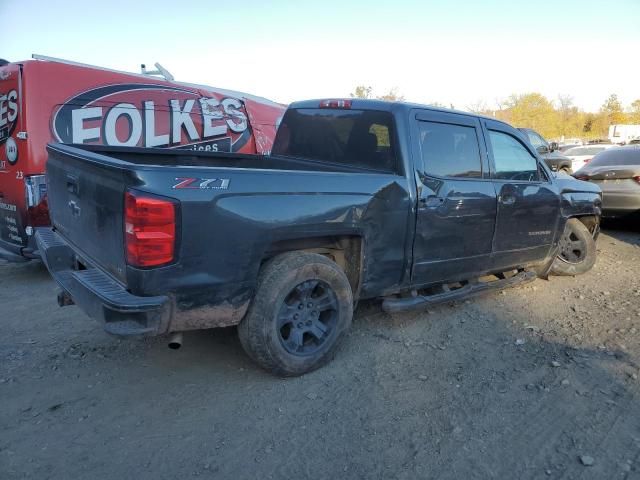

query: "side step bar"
left=382, top=270, right=537, bottom=313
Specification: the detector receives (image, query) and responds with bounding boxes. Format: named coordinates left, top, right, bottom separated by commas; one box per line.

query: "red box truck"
left=0, top=55, right=285, bottom=261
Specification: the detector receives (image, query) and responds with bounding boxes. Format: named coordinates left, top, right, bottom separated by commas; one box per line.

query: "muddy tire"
left=238, top=252, right=353, bottom=376
left=551, top=218, right=596, bottom=276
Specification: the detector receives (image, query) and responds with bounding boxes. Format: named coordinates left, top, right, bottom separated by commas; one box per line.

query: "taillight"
left=634, top=176, right=640, bottom=184
left=319, top=99, right=352, bottom=109
left=583, top=157, right=592, bottom=164
left=124, top=191, right=176, bottom=267
left=25, top=175, right=50, bottom=227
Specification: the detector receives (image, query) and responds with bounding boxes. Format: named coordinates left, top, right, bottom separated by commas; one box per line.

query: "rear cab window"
left=272, top=108, right=399, bottom=173
left=418, top=121, right=482, bottom=178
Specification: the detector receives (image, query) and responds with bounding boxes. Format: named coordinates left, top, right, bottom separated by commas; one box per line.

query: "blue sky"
left=2, top=0, right=639, bottom=111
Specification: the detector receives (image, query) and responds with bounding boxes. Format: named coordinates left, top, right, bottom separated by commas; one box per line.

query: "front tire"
left=551, top=218, right=596, bottom=276
left=238, top=252, right=353, bottom=376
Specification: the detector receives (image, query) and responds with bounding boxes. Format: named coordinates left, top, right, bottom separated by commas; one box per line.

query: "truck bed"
left=75, top=144, right=381, bottom=173
left=45, top=142, right=411, bottom=301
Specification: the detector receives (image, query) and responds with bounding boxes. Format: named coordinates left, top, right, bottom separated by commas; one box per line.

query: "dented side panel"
left=123, top=166, right=415, bottom=308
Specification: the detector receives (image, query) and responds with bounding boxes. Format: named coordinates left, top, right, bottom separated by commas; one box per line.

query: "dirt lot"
left=2, top=223, right=640, bottom=480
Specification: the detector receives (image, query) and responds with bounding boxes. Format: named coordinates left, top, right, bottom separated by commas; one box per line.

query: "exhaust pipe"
left=168, top=332, right=183, bottom=350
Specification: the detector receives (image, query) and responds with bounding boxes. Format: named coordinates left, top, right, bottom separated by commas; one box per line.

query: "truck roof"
left=289, top=98, right=509, bottom=127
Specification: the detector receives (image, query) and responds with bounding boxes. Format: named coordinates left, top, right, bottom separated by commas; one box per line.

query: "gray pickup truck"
left=518, top=128, right=573, bottom=173
left=37, top=99, right=602, bottom=376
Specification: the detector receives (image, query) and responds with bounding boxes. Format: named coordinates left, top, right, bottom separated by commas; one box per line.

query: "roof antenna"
left=141, top=62, right=174, bottom=81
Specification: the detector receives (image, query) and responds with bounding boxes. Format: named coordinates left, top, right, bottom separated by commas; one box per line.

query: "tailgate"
left=46, top=144, right=129, bottom=281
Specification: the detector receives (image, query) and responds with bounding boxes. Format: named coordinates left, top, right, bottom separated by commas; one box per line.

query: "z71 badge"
left=172, top=177, right=230, bottom=190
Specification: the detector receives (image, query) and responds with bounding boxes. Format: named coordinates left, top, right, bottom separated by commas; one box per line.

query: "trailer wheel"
left=551, top=218, right=596, bottom=276
left=238, top=252, right=353, bottom=376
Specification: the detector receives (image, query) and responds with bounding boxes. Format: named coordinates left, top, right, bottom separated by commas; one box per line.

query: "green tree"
left=601, top=94, right=627, bottom=124
left=629, top=99, right=640, bottom=124
left=350, top=85, right=372, bottom=99
left=503, top=93, right=560, bottom=138
left=466, top=100, right=489, bottom=114
left=583, top=114, right=593, bottom=134
left=589, top=112, right=610, bottom=139
left=557, top=94, right=575, bottom=137
left=377, top=87, right=404, bottom=102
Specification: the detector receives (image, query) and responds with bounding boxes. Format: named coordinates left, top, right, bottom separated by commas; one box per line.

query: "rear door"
left=0, top=62, right=27, bottom=249
left=411, top=110, right=496, bottom=285
left=483, top=120, right=560, bottom=269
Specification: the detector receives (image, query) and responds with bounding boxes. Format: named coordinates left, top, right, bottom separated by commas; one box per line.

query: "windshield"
left=272, top=108, right=399, bottom=173
left=588, top=147, right=640, bottom=166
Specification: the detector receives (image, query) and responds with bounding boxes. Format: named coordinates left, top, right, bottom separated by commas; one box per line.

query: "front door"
left=411, top=110, right=497, bottom=286
left=483, top=121, right=561, bottom=270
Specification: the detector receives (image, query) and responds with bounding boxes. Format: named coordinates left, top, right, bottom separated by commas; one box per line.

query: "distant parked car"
left=564, top=144, right=616, bottom=173
left=558, top=143, right=581, bottom=153
left=517, top=128, right=573, bottom=173
left=574, top=145, right=640, bottom=218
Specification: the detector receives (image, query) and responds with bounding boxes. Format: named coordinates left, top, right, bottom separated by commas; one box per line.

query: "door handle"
left=421, top=196, right=445, bottom=208
left=499, top=194, right=516, bottom=205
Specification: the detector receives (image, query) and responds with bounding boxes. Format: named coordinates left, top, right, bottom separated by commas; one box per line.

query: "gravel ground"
left=2, top=222, right=640, bottom=479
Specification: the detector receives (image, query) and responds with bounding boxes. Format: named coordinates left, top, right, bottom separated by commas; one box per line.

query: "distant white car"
left=556, top=138, right=583, bottom=152
left=565, top=144, right=616, bottom=172
left=608, top=124, right=640, bottom=145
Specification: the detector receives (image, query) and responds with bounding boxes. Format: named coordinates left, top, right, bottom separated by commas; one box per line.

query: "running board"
left=381, top=270, right=537, bottom=313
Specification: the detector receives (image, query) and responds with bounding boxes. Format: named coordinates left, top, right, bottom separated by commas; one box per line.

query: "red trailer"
left=0, top=55, right=285, bottom=261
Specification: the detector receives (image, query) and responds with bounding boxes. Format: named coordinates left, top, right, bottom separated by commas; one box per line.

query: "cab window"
left=418, top=121, right=482, bottom=178
left=489, top=130, right=539, bottom=181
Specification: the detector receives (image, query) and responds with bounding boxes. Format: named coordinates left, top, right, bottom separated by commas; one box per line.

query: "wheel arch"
left=262, top=235, right=364, bottom=299
left=570, top=214, right=600, bottom=236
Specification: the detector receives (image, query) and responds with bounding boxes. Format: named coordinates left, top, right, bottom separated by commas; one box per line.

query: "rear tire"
left=551, top=218, right=596, bottom=276
left=238, top=252, right=353, bottom=376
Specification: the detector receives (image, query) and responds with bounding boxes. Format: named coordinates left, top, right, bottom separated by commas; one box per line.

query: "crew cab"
left=518, top=128, right=573, bottom=173
left=37, top=99, right=602, bottom=376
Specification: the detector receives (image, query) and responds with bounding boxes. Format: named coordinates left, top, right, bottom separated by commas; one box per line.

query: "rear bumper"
left=601, top=192, right=640, bottom=217
left=0, top=241, right=28, bottom=262
left=35, top=228, right=171, bottom=336
left=0, top=236, right=40, bottom=262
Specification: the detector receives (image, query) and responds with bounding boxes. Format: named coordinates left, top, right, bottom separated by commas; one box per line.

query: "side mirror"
left=549, top=142, right=558, bottom=152
left=536, top=145, right=550, bottom=155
